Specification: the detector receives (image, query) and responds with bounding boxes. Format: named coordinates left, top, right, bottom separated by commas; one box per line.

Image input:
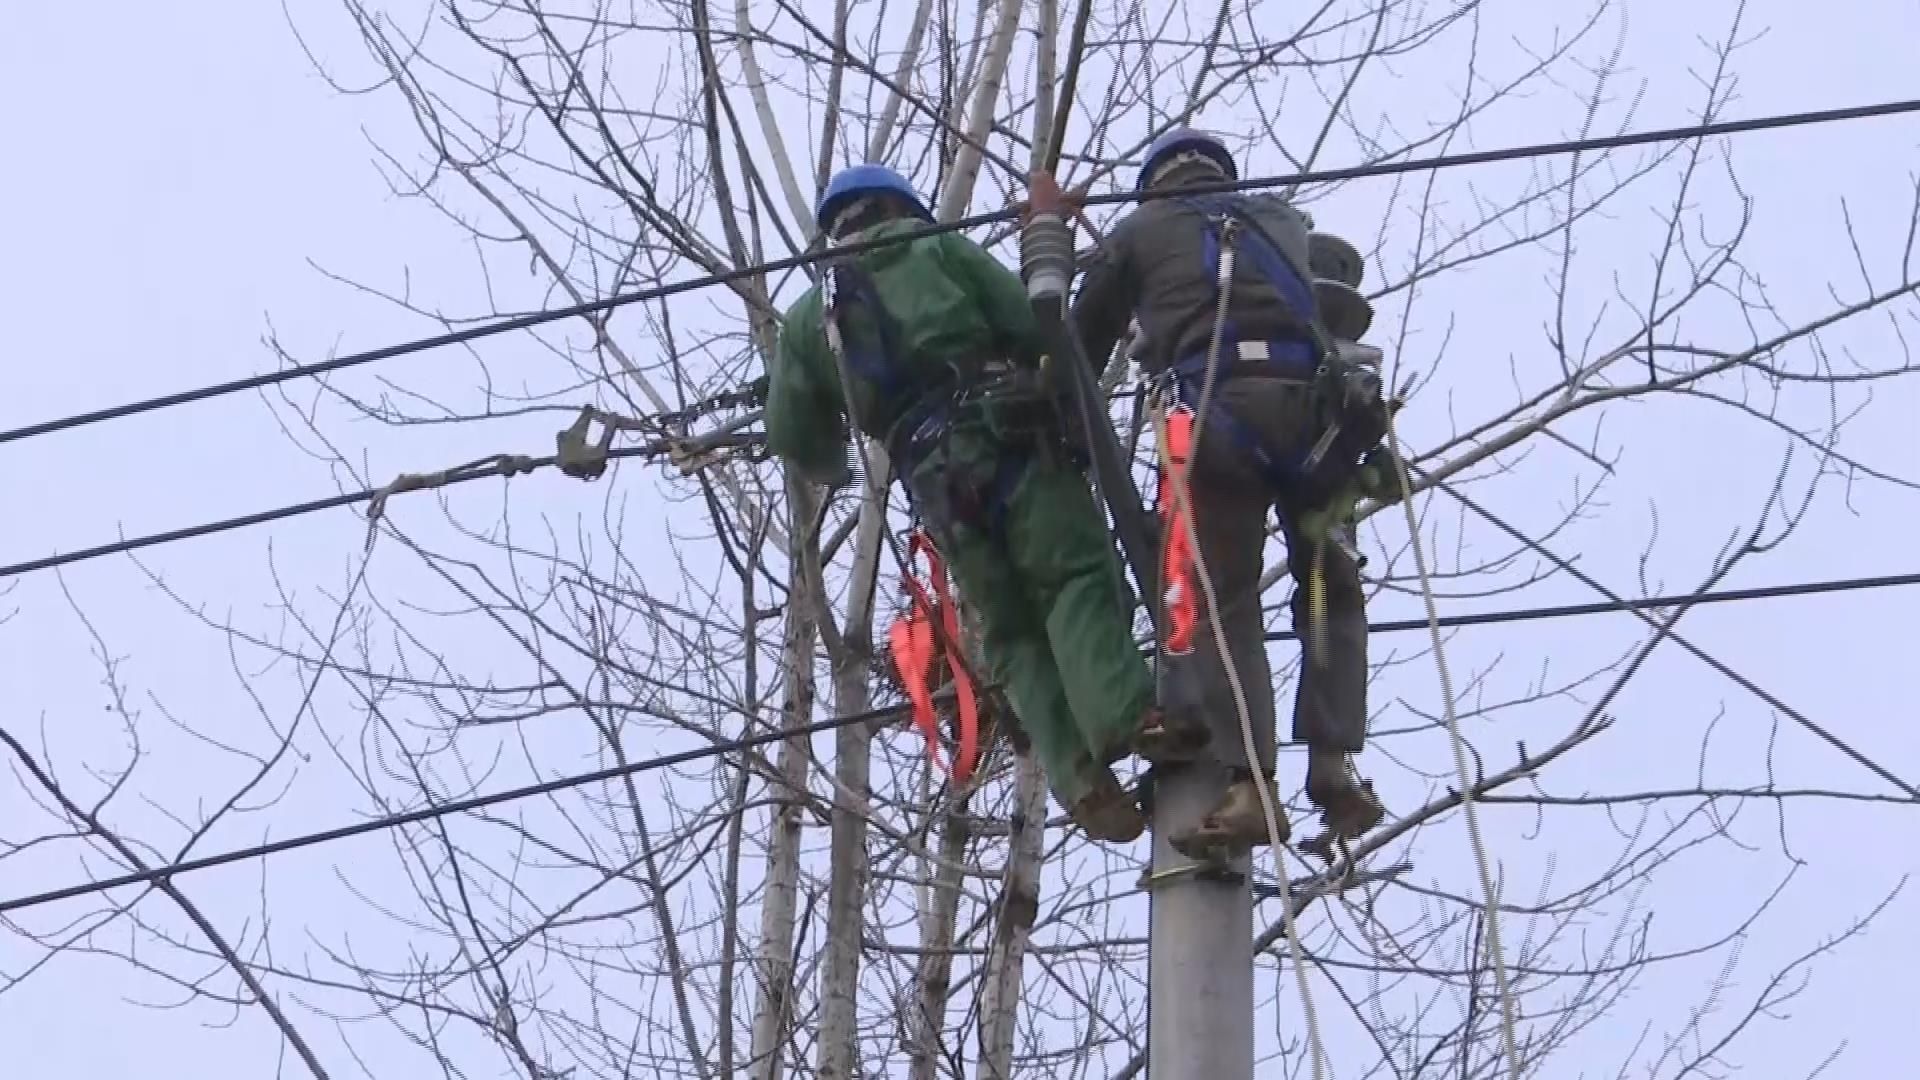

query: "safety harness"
left=1159, top=194, right=1390, bottom=508
left=1146, top=193, right=1395, bottom=666
left=821, top=256, right=1053, bottom=545
left=821, top=247, right=1057, bottom=784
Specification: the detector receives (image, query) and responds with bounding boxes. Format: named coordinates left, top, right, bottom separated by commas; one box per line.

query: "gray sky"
left=3, top=1, right=1916, bottom=1076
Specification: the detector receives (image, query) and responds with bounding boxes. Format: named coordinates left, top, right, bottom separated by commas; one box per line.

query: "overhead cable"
left=2, top=566, right=1916, bottom=916
left=4, top=98, right=1915, bottom=449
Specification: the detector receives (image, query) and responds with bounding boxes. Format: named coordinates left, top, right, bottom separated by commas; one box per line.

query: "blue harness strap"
left=829, top=258, right=1032, bottom=545
left=1180, top=192, right=1320, bottom=367
left=1159, top=193, right=1326, bottom=494
left=827, top=260, right=912, bottom=402
left=892, top=393, right=1034, bottom=549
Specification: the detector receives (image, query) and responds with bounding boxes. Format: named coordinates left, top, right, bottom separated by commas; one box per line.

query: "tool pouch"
left=1294, top=354, right=1392, bottom=508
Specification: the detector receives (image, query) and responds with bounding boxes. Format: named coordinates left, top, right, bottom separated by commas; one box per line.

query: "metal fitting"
left=1331, top=339, right=1384, bottom=373
left=557, top=407, right=615, bottom=480
left=1020, top=212, right=1075, bottom=303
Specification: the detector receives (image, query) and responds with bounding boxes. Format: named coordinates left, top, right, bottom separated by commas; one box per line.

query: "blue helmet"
left=1137, top=128, right=1238, bottom=192
left=816, top=164, right=934, bottom=233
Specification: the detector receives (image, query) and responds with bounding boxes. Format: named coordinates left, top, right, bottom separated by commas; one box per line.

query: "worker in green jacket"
left=765, top=164, right=1207, bottom=842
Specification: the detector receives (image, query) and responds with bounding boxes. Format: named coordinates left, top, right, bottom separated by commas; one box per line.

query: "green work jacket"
left=765, top=220, right=1048, bottom=485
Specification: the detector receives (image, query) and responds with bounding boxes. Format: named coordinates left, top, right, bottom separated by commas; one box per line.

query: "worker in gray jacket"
left=1071, top=128, right=1388, bottom=861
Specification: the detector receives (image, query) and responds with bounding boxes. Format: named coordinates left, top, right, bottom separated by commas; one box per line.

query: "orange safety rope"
left=1155, top=404, right=1201, bottom=656
left=886, top=529, right=983, bottom=783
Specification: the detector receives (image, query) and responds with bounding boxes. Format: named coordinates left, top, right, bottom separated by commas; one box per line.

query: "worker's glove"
left=1355, top=445, right=1407, bottom=507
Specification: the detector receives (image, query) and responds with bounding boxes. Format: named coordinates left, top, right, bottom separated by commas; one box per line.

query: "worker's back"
left=1099, top=191, right=1315, bottom=375
left=802, top=219, right=1027, bottom=437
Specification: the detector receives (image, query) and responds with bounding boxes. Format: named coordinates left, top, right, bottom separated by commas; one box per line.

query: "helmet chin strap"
left=829, top=194, right=886, bottom=240
left=1147, top=149, right=1227, bottom=190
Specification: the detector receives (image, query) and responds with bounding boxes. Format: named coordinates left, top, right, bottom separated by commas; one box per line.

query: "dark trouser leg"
left=1194, top=375, right=1370, bottom=755
left=1180, top=469, right=1278, bottom=776
left=1164, top=376, right=1330, bottom=860
left=1284, top=518, right=1382, bottom=850
left=1279, top=508, right=1368, bottom=753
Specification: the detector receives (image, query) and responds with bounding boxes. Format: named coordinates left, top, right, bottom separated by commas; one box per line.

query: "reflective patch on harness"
left=885, top=529, right=982, bottom=783
left=1156, top=407, right=1201, bottom=656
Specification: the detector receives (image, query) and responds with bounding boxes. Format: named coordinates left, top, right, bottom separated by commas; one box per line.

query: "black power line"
left=0, top=444, right=651, bottom=582
left=0, top=704, right=896, bottom=918
left=3, top=98, right=1916, bottom=450
left=6, top=98, right=1919, bottom=917
left=1265, top=571, right=1920, bottom=640
left=3, top=566, right=1915, bottom=917
left=1079, top=98, right=1920, bottom=207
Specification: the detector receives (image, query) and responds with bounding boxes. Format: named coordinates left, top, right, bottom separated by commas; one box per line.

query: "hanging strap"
left=1155, top=404, right=1201, bottom=656
left=886, top=529, right=982, bottom=784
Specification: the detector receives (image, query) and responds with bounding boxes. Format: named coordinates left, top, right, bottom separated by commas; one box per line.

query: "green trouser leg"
left=1006, top=454, right=1156, bottom=763
left=977, top=610, right=1103, bottom=807
left=908, top=434, right=1098, bottom=807
left=910, top=429, right=1155, bottom=809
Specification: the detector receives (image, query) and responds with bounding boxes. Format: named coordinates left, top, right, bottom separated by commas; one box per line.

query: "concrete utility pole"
left=1019, top=124, right=1375, bottom=1080
left=1146, top=767, right=1257, bottom=1079
left=1015, top=11, right=1254, bottom=1072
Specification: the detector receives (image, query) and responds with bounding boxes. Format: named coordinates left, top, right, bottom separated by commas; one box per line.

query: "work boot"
left=1300, top=748, right=1386, bottom=861
left=1169, top=773, right=1290, bottom=864
left=1125, top=704, right=1209, bottom=766
left=1069, top=770, right=1147, bottom=844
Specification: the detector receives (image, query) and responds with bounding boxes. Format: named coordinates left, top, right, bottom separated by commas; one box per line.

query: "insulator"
left=1333, top=339, right=1384, bottom=371
left=1332, top=340, right=1385, bottom=410
left=1020, top=212, right=1075, bottom=303
left=1315, top=279, right=1374, bottom=342
left=1307, top=231, right=1372, bottom=341
left=1308, top=231, right=1364, bottom=288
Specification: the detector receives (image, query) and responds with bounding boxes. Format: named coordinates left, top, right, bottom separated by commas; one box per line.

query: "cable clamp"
left=557, top=407, right=616, bottom=480
left=364, top=452, right=538, bottom=549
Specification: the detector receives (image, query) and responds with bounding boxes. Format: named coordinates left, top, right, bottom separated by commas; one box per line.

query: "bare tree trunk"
left=817, top=660, right=876, bottom=1080
left=814, top=0, right=1000, bottom=1047
left=749, top=469, right=823, bottom=1080
left=934, top=0, right=1023, bottom=219
left=867, top=0, right=939, bottom=162
left=979, top=754, right=1048, bottom=1078
left=733, top=0, right=815, bottom=228
left=906, top=792, right=973, bottom=1080
left=815, top=481, right=888, bottom=1079
left=975, top=9, right=1057, bottom=1071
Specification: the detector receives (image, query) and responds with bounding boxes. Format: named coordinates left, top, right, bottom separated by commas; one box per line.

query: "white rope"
left=1383, top=414, right=1524, bottom=1077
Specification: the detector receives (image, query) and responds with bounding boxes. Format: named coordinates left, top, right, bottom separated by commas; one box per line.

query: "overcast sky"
left=3, top=1, right=1917, bottom=1077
